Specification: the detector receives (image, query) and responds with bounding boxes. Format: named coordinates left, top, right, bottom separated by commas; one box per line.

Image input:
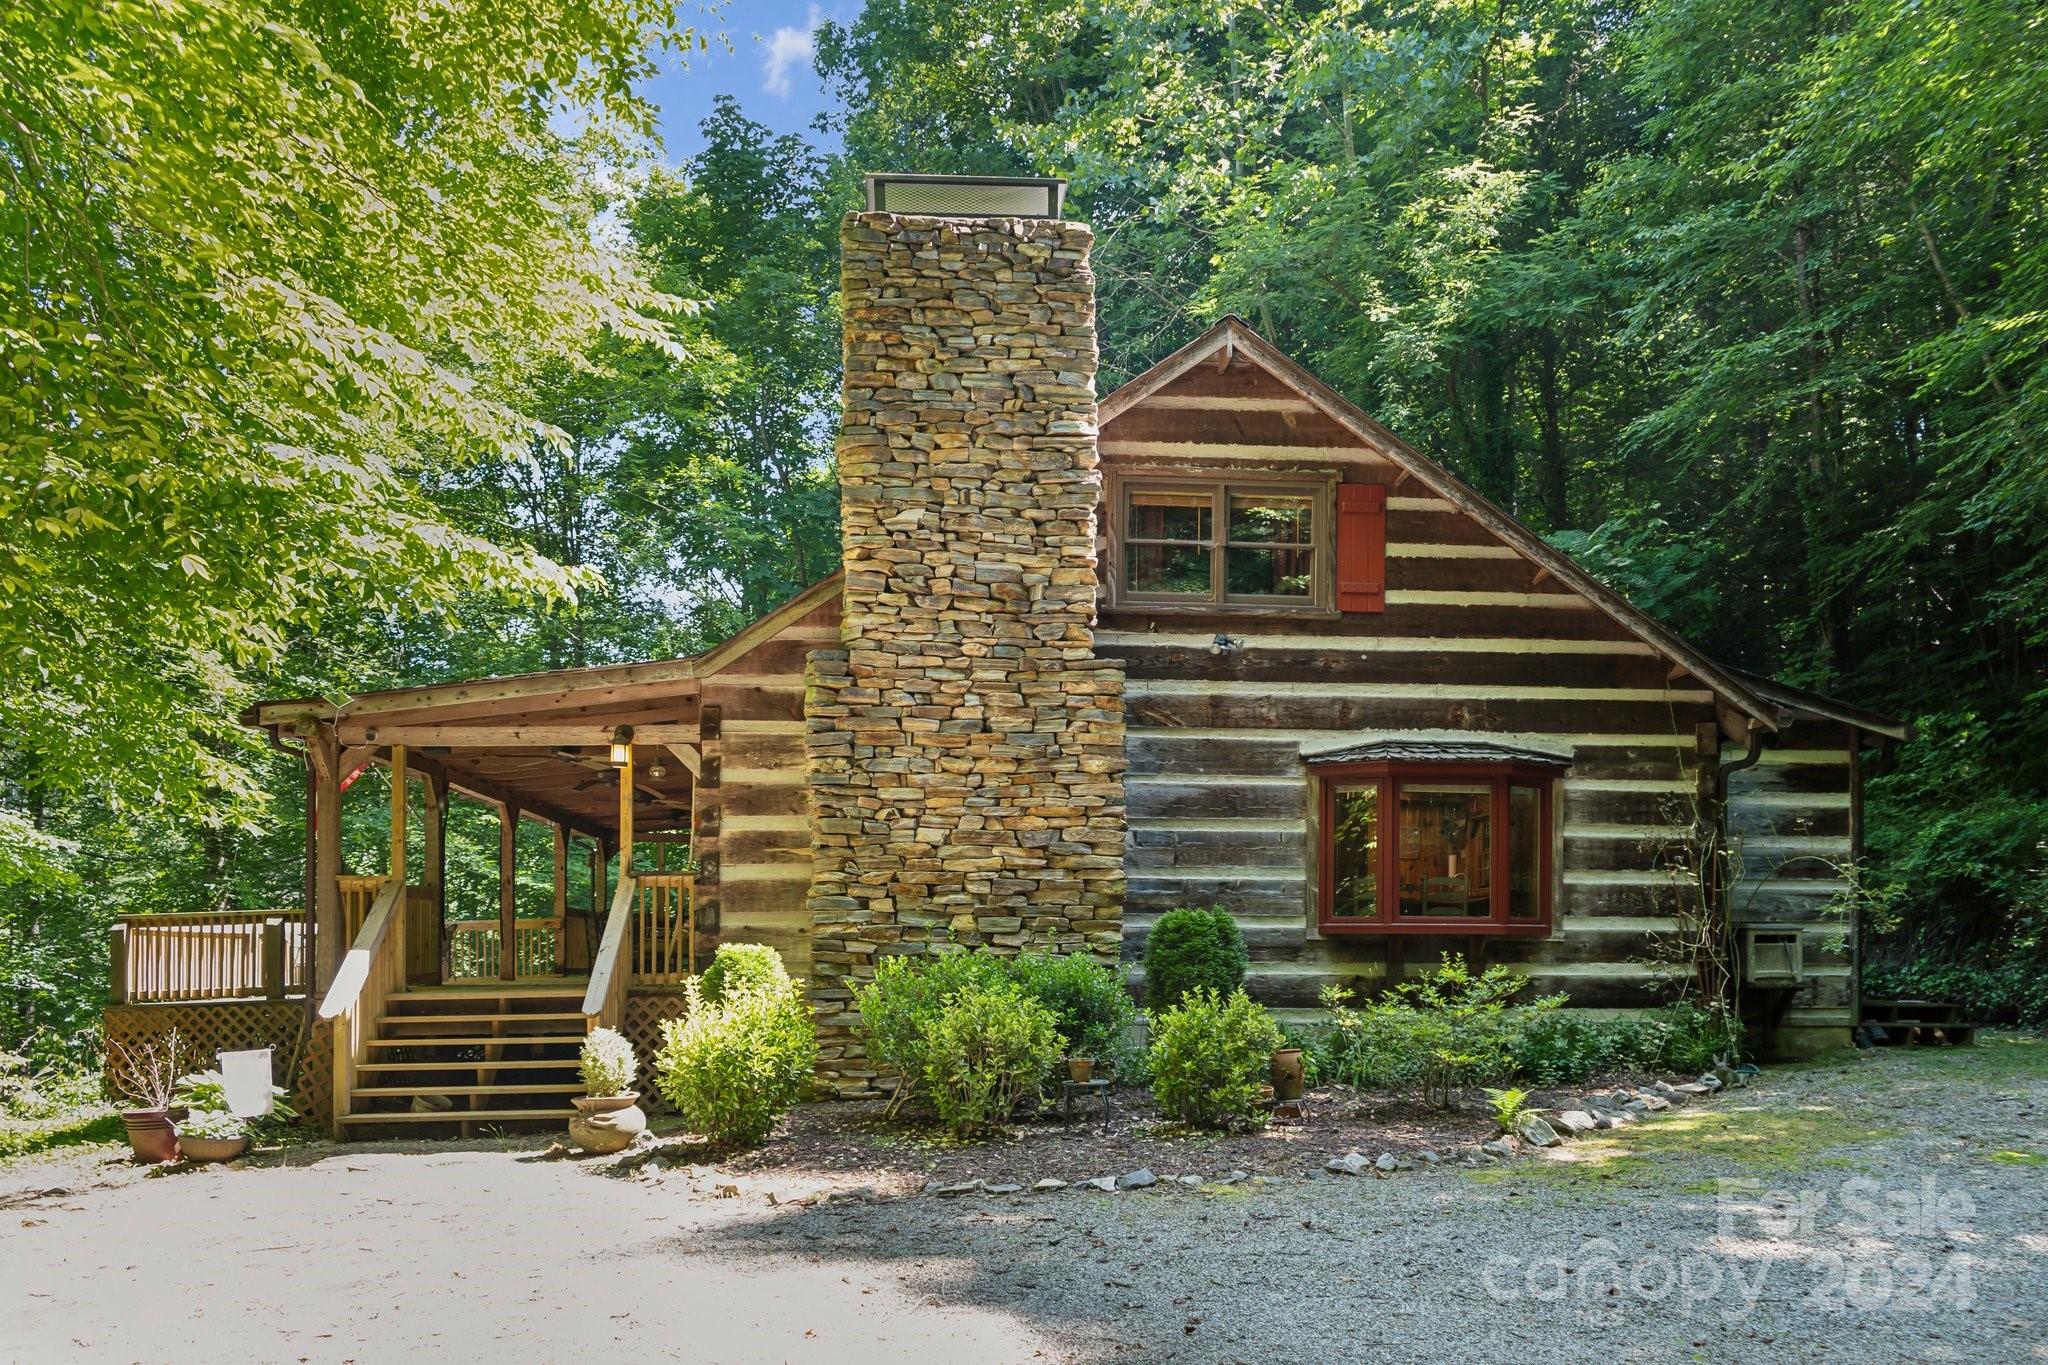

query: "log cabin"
left=106, top=177, right=1906, bottom=1131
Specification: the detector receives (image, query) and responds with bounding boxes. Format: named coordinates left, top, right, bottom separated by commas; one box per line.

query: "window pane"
left=1330, top=785, right=1379, bottom=918
left=1508, top=786, right=1542, bottom=919
left=1397, top=785, right=1493, bottom=917
left=1226, top=545, right=1313, bottom=598
left=1126, top=541, right=1212, bottom=595
left=1128, top=490, right=1211, bottom=542
left=1228, top=492, right=1313, bottom=544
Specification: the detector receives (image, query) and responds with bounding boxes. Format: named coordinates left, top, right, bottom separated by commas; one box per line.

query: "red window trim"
left=1315, top=759, right=1556, bottom=936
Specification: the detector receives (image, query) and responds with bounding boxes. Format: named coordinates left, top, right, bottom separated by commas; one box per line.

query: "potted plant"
left=569, top=1027, right=645, bottom=1155
left=1067, top=1056, right=1095, bottom=1084
left=173, top=1069, right=297, bottom=1137
left=177, top=1110, right=250, bottom=1162
left=107, top=1032, right=187, bottom=1164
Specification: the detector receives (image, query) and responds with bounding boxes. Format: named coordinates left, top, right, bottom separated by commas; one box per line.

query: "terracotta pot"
left=121, top=1108, right=179, bottom=1164
left=179, top=1134, right=250, bottom=1163
left=1067, top=1057, right=1095, bottom=1084
left=569, top=1092, right=647, bottom=1155
left=1270, top=1048, right=1305, bottom=1102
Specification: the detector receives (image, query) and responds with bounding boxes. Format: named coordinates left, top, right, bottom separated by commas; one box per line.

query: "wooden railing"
left=318, top=880, right=409, bottom=1137
left=108, top=909, right=309, bottom=1004
left=632, top=874, right=695, bottom=985
left=582, top=876, right=635, bottom=1033
left=446, top=918, right=563, bottom=981
left=338, top=875, right=389, bottom=945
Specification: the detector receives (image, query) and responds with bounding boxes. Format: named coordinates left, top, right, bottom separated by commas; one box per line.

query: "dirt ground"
left=2, top=1038, right=2043, bottom=1364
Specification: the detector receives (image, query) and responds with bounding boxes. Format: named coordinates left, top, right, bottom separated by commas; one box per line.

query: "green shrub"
left=578, top=1027, right=637, bottom=1097
left=699, top=942, right=792, bottom=1005
left=170, top=1068, right=296, bottom=1134
left=654, top=978, right=816, bottom=1146
left=917, top=982, right=1061, bottom=1137
left=1321, top=955, right=1561, bottom=1107
left=1007, top=951, right=1137, bottom=1067
left=1321, top=991, right=1441, bottom=1091
left=854, top=951, right=1009, bottom=1117
left=1148, top=987, right=1283, bottom=1131
left=1655, top=1000, right=1742, bottom=1073
left=1507, top=1012, right=1666, bottom=1085
left=1143, top=907, right=1247, bottom=1011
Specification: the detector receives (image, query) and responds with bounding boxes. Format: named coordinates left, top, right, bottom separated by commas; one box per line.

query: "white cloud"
left=762, top=6, right=821, bottom=99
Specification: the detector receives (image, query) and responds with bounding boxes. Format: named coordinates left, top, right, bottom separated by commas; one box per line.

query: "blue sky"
left=645, top=2, right=851, bottom=162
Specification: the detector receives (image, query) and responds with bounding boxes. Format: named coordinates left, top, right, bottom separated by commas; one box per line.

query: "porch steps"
left=338, top=985, right=590, bottom=1139
left=366, top=1034, right=586, bottom=1049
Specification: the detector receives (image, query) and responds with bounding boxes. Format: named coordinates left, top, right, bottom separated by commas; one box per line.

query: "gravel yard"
left=2, top=1035, right=2042, bottom=1364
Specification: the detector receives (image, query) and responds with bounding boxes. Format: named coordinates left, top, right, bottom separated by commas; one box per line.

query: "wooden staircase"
left=337, top=982, right=587, bottom=1139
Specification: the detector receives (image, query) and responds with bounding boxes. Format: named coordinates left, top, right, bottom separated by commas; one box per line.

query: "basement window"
left=1118, top=479, right=1323, bottom=608
left=1315, top=754, right=1561, bottom=935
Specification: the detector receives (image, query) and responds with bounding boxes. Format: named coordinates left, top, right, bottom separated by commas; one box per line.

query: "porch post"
left=499, top=801, right=519, bottom=981
left=552, top=823, right=569, bottom=974
left=617, top=744, right=635, bottom=877
left=309, top=725, right=344, bottom=990
left=422, top=769, right=447, bottom=915
left=388, top=743, right=408, bottom=889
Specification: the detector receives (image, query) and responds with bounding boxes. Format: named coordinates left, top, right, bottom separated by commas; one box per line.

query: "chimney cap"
left=863, top=173, right=1066, bottom=218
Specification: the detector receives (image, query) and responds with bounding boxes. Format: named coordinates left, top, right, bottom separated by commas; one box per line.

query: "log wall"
left=1095, top=359, right=1811, bottom=1022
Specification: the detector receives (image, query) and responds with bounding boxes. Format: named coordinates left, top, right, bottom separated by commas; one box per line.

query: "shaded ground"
left=2, top=1036, right=2042, bottom=1363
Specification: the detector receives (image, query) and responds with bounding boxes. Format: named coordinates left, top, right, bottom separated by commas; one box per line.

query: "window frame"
left=1314, top=759, right=1556, bottom=936
left=1112, top=474, right=1332, bottom=611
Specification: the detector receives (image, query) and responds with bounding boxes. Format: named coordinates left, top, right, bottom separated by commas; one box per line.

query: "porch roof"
left=247, top=653, right=709, bottom=841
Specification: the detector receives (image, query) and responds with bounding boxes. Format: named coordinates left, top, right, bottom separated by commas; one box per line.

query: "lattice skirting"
left=103, top=1001, right=305, bottom=1096
left=295, top=1017, right=335, bottom=1131
left=624, top=990, right=689, bottom=1116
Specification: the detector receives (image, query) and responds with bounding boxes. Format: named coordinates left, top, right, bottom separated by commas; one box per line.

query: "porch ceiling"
left=251, top=658, right=708, bottom=841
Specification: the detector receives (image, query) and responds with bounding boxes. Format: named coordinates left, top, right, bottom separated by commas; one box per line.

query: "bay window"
left=1316, top=758, right=1559, bottom=935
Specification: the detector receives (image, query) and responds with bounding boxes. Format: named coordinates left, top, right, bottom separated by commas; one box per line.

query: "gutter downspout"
left=1713, top=717, right=1771, bottom=1042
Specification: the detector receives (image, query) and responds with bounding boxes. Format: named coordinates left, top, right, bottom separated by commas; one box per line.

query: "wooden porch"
left=104, top=652, right=758, bottom=1136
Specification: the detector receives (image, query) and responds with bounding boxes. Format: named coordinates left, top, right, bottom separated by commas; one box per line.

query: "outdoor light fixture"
left=864, top=173, right=1066, bottom=218
left=649, top=760, right=668, bottom=780
left=608, top=725, right=634, bottom=767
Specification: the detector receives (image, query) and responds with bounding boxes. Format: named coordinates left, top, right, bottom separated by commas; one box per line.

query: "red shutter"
left=1336, top=482, right=1386, bottom=612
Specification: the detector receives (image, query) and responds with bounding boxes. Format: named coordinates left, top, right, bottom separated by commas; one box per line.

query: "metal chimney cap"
left=864, top=173, right=1067, bottom=218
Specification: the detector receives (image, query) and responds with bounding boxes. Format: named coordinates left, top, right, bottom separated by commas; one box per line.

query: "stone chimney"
left=805, top=207, right=1127, bottom=1096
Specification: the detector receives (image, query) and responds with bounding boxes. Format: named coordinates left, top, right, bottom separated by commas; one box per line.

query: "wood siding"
left=1096, top=358, right=1784, bottom=1020
left=694, top=600, right=842, bottom=983
left=1724, top=727, right=1860, bottom=1029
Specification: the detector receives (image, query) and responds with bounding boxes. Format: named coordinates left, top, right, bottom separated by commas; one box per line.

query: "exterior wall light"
left=608, top=725, right=634, bottom=767
left=863, top=173, right=1067, bottom=218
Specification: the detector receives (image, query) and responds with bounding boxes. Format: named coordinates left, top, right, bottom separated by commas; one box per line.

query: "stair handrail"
left=581, top=873, right=635, bottom=1033
left=317, top=879, right=408, bottom=1137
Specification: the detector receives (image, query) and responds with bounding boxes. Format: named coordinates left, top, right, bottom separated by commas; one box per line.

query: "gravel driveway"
left=3, top=1036, right=2041, bottom=1363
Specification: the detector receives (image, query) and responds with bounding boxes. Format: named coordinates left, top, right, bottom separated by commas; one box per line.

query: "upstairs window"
left=1119, top=479, right=1322, bottom=608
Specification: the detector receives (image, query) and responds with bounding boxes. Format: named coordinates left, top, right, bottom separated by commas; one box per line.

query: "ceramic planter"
left=1067, top=1057, right=1095, bottom=1084
left=1270, top=1048, right=1305, bottom=1102
left=178, top=1134, right=250, bottom=1163
left=120, top=1108, right=179, bottom=1164
left=569, top=1092, right=647, bottom=1155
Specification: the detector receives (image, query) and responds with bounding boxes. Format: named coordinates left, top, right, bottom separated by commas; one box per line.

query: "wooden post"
left=303, top=753, right=318, bottom=920
left=423, top=769, right=446, bottom=910
left=108, top=924, right=130, bottom=1005
left=310, top=725, right=344, bottom=991
left=617, top=744, right=635, bottom=878
left=552, top=823, right=569, bottom=974
left=499, top=802, right=519, bottom=981
left=388, top=743, right=408, bottom=889
left=262, top=916, right=287, bottom=1000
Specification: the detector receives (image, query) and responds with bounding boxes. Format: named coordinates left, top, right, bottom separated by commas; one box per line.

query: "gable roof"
left=1102, top=316, right=1906, bottom=742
